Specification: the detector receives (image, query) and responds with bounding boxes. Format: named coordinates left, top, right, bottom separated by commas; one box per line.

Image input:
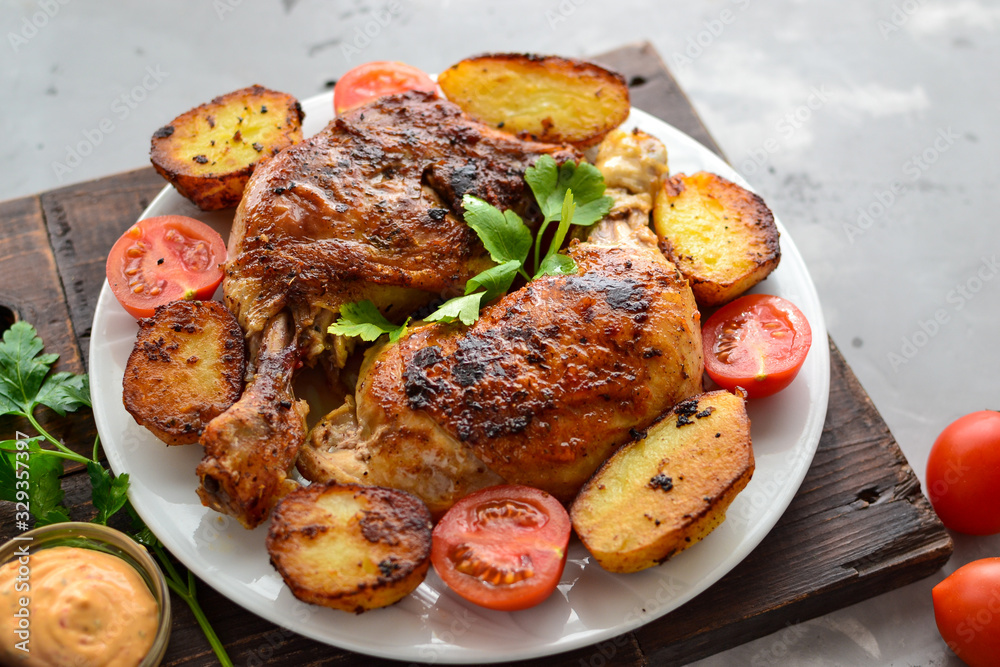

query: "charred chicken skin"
left=299, top=129, right=705, bottom=516
left=225, top=90, right=579, bottom=361
left=199, top=91, right=578, bottom=526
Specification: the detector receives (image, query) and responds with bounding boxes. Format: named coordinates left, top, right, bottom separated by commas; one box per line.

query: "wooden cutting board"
left=0, top=42, right=951, bottom=666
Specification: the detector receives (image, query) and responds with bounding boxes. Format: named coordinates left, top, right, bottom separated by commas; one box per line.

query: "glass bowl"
left=0, top=522, right=171, bottom=666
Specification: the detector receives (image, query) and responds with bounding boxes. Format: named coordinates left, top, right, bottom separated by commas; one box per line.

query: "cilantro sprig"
left=0, top=321, right=233, bottom=667
left=329, top=155, right=613, bottom=339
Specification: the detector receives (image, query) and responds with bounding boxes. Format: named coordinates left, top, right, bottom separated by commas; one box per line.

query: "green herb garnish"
left=525, top=154, right=615, bottom=273
left=330, top=155, right=613, bottom=339
left=0, top=321, right=233, bottom=667
left=328, top=300, right=412, bottom=343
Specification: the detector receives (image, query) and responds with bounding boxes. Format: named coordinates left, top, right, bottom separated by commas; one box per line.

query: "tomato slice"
left=106, top=215, right=227, bottom=319
left=334, top=61, right=438, bottom=115
left=701, top=294, right=812, bottom=399
left=431, top=485, right=570, bottom=612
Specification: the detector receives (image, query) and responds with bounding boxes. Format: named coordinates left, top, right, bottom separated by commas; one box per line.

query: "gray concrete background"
left=3, top=0, right=999, bottom=664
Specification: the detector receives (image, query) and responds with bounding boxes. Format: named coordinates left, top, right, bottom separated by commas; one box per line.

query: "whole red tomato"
left=932, top=558, right=1000, bottom=666
left=926, top=410, right=1000, bottom=535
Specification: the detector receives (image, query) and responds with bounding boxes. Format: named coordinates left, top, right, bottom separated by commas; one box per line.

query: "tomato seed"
left=449, top=543, right=534, bottom=584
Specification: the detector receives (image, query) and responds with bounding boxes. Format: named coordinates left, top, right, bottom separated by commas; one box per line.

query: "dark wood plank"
left=0, top=195, right=95, bottom=466
left=0, top=41, right=952, bottom=667
left=39, top=167, right=165, bottom=364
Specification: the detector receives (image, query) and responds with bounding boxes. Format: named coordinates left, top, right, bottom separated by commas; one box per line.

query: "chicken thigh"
left=299, top=129, right=704, bottom=515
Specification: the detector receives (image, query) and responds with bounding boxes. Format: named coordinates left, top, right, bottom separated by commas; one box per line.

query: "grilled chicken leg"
left=197, top=312, right=308, bottom=528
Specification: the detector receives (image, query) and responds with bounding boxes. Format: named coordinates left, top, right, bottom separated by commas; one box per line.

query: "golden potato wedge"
left=123, top=300, right=245, bottom=445
left=570, top=390, right=753, bottom=574
left=437, top=53, right=630, bottom=147
left=653, top=172, right=780, bottom=308
left=150, top=85, right=304, bottom=211
left=266, top=482, right=432, bottom=613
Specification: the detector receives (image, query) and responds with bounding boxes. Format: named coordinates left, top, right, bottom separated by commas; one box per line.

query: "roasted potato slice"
left=653, top=172, right=780, bottom=308
left=570, top=391, right=754, bottom=574
left=437, top=53, right=630, bottom=147
left=266, top=483, right=432, bottom=613
left=123, top=300, right=245, bottom=445
left=150, top=85, right=304, bottom=211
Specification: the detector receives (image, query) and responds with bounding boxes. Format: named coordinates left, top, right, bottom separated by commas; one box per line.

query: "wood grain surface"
left=0, top=42, right=952, bottom=666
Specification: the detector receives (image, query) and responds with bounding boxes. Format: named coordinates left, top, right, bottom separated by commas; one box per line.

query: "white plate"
left=89, top=92, right=830, bottom=664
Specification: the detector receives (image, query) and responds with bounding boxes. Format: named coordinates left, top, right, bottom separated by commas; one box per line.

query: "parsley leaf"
left=0, top=436, right=71, bottom=524
left=464, top=260, right=521, bottom=301
left=0, top=321, right=92, bottom=419
left=536, top=253, right=577, bottom=278
left=0, top=446, right=18, bottom=503
left=0, top=322, right=61, bottom=416
left=329, top=300, right=410, bottom=343
left=461, top=195, right=532, bottom=269
left=525, top=156, right=613, bottom=272
left=524, top=155, right=566, bottom=223
left=563, top=162, right=614, bottom=221
left=35, top=372, right=91, bottom=416
left=424, top=293, right=485, bottom=326
left=29, top=445, right=70, bottom=527
left=525, top=156, right=612, bottom=222
left=573, top=195, right=616, bottom=229
left=88, top=460, right=131, bottom=525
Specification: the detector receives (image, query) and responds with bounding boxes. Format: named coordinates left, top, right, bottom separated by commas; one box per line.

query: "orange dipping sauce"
left=0, top=546, right=159, bottom=667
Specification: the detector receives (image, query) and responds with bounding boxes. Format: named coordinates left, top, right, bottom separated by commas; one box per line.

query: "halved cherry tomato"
left=702, top=294, right=812, bottom=399
left=932, top=558, right=1000, bottom=666
left=334, top=61, right=437, bottom=115
left=926, top=410, right=1000, bottom=535
left=431, top=485, right=570, bottom=612
left=106, top=215, right=226, bottom=319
